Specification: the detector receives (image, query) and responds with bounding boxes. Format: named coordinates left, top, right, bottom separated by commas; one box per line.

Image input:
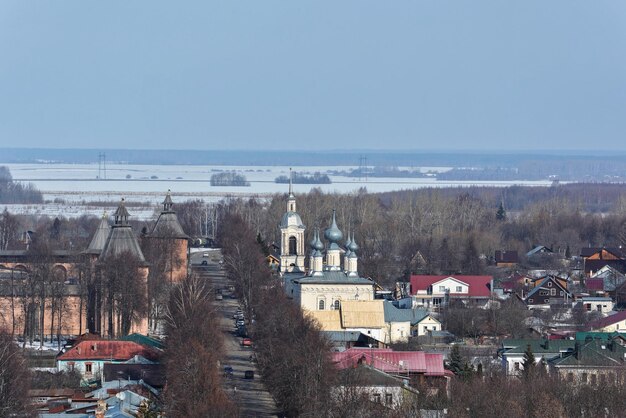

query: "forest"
left=0, top=166, right=43, bottom=204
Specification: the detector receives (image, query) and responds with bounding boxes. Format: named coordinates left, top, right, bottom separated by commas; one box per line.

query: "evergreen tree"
left=496, top=201, right=506, bottom=221
left=447, top=344, right=464, bottom=375
left=522, top=344, right=536, bottom=377
left=565, top=244, right=571, bottom=259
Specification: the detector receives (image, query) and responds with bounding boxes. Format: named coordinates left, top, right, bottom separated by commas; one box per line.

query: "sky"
left=0, top=1, right=625, bottom=152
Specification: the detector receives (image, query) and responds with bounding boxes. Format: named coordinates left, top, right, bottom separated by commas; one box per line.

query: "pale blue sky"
left=0, top=1, right=625, bottom=151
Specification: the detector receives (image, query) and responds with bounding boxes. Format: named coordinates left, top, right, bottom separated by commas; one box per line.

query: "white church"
left=279, top=179, right=376, bottom=312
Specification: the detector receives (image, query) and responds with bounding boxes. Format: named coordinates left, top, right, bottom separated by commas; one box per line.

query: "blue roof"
left=383, top=301, right=432, bottom=325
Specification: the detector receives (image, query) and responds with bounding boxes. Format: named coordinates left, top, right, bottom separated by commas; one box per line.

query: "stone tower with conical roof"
left=84, top=211, right=111, bottom=258
left=96, top=198, right=149, bottom=336
left=147, top=190, right=189, bottom=284
left=279, top=170, right=306, bottom=273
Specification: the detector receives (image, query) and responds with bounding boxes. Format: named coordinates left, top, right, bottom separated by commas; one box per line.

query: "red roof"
left=331, top=348, right=445, bottom=376
left=585, top=278, right=604, bottom=291
left=588, top=310, right=626, bottom=330
left=410, top=275, right=493, bottom=298
left=57, top=340, right=160, bottom=362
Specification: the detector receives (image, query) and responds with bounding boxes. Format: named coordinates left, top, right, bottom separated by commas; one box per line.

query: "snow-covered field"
left=1, top=163, right=555, bottom=218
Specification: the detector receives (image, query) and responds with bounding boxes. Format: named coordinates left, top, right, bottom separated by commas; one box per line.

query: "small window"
left=550, top=288, right=556, bottom=296
left=424, top=326, right=428, bottom=332
left=385, top=394, right=393, bottom=405
left=456, top=286, right=462, bottom=292
left=514, top=362, right=520, bottom=371
left=85, top=363, right=92, bottom=374
left=582, top=373, right=588, bottom=383
left=560, top=291, right=564, bottom=296
left=590, top=374, right=597, bottom=385
left=528, top=299, right=534, bottom=303
left=439, top=286, right=446, bottom=292
left=567, top=373, right=574, bottom=382
left=373, top=393, right=381, bottom=403
left=334, top=300, right=340, bottom=310
left=548, top=282, right=552, bottom=287
left=318, top=299, right=325, bottom=310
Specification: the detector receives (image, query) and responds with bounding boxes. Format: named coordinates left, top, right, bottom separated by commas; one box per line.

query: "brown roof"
left=495, top=250, right=519, bottom=264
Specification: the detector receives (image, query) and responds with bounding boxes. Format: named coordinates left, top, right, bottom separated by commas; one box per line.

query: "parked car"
left=237, top=326, right=248, bottom=338
left=236, top=320, right=245, bottom=327
left=241, top=338, right=252, bottom=347
left=223, top=366, right=234, bottom=377
left=215, top=294, right=223, bottom=300
left=244, top=370, right=254, bottom=379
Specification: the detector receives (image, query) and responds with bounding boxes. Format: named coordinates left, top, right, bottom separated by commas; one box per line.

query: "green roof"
left=120, top=333, right=164, bottom=350
left=501, top=339, right=576, bottom=355
left=550, top=339, right=626, bottom=368
left=575, top=332, right=626, bottom=342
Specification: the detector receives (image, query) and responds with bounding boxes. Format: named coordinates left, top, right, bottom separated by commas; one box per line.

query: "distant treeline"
left=275, top=172, right=331, bottom=184
left=0, top=166, right=43, bottom=204
left=346, top=166, right=429, bottom=178
left=210, top=172, right=250, bottom=187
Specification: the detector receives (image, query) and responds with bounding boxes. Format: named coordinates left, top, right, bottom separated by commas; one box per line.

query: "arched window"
left=318, top=299, right=325, bottom=310
left=334, top=300, right=340, bottom=310
left=288, top=236, right=297, bottom=255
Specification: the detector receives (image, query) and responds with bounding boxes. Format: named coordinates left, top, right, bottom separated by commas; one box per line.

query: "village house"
left=499, top=339, right=576, bottom=376
left=588, top=310, right=626, bottom=332
left=56, top=339, right=161, bottom=385
left=410, top=275, right=494, bottom=309
left=549, top=337, right=626, bottom=384
left=581, top=247, right=626, bottom=277
left=494, top=250, right=519, bottom=268
left=575, top=296, right=614, bottom=315
left=524, top=275, right=572, bottom=308
left=333, top=364, right=419, bottom=410
left=332, top=347, right=449, bottom=392
left=585, top=265, right=626, bottom=296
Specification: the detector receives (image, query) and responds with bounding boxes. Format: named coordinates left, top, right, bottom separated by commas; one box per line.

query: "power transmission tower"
left=358, top=156, right=368, bottom=181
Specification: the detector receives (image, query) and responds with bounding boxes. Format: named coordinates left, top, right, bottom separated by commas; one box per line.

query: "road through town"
left=194, top=261, right=280, bottom=417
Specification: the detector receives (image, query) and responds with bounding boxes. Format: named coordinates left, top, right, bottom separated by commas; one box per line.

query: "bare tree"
left=163, top=276, right=236, bottom=417
left=0, top=332, right=34, bottom=417
left=98, top=251, right=147, bottom=337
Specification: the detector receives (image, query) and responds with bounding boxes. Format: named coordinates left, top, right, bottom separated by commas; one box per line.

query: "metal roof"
left=296, top=271, right=373, bottom=285
left=332, top=348, right=445, bottom=376
left=150, top=211, right=188, bottom=239
left=340, top=300, right=385, bottom=328
left=382, top=301, right=432, bottom=325
left=84, top=215, right=110, bottom=255
left=99, top=224, right=146, bottom=263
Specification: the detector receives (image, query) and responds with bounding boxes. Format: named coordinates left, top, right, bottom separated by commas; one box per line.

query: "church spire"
left=287, top=168, right=297, bottom=213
